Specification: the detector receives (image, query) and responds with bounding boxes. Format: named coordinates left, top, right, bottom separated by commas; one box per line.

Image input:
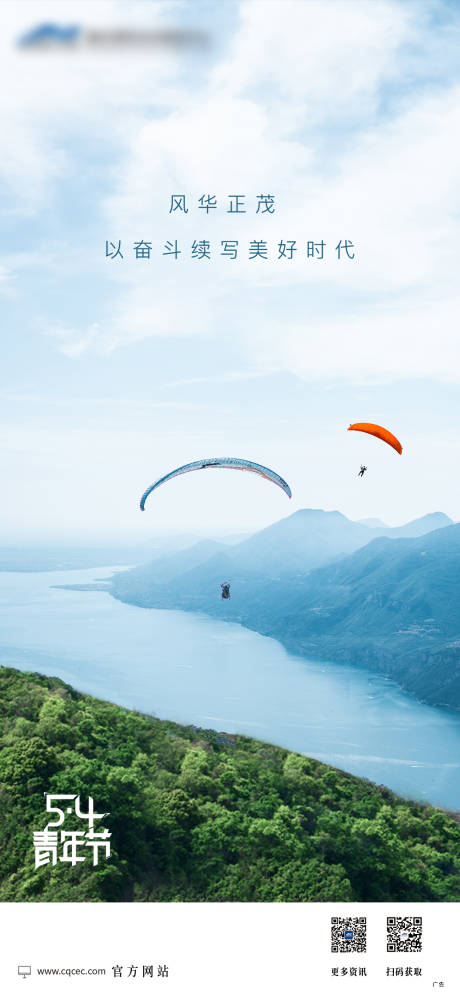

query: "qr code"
left=387, top=916, right=422, bottom=952
left=331, top=917, right=366, bottom=953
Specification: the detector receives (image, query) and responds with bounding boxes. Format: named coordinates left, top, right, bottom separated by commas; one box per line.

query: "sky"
left=1, top=0, right=460, bottom=542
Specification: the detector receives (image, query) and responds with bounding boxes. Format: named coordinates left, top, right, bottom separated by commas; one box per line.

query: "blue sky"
left=1, top=0, right=460, bottom=541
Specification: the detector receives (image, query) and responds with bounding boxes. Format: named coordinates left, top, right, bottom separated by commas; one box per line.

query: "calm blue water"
left=0, top=566, right=459, bottom=810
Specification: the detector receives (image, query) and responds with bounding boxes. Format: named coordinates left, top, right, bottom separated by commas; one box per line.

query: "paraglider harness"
left=221, top=583, right=231, bottom=600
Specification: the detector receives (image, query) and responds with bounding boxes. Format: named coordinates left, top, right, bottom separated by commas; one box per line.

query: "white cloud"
left=213, top=0, right=415, bottom=120
left=46, top=322, right=104, bottom=357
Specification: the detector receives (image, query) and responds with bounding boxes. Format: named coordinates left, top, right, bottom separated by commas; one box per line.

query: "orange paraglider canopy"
left=348, top=423, right=403, bottom=455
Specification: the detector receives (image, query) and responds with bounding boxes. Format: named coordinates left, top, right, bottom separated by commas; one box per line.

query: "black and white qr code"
left=331, top=917, right=366, bottom=953
left=387, top=916, right=422, bottom=952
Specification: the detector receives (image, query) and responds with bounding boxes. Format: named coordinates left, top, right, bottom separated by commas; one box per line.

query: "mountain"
left=264, top=524, right=460, bottom=708
left=109, top=511, right=459, bottom=709
left=223, top=508, right=453, bottom=576
left=357, top=512, right=451, bottom=536
left=234, top=509, right=453, bottom=575
left=112, top=509, right=453, bottom=604
left=228, top=509, right=375, bottom=575
left=381, top=511, right=452, bottom=538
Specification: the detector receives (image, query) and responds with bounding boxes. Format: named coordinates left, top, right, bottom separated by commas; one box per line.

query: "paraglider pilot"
left=221, top=583, right=231, bottom=600
left=358, top=465, right=367, bottom=478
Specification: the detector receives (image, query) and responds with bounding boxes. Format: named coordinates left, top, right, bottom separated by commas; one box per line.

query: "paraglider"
left=348, top=423, right=403, bottom=455
left=358, top=465, right=367, bottom=478
left=140, top=457, right=292, bottom=510
left=221, top=583, right=231, bottom=600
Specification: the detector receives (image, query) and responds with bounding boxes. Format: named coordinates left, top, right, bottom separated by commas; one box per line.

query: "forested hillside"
left=0, top=667, right=458, bottom=902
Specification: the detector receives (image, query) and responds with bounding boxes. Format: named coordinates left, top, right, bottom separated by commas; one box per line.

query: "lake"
left=1, top=566, right=459, bottom=810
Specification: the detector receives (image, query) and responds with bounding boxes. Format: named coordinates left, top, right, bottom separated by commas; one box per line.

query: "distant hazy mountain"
left=356, top=514, right=453, bottom=534
left=380, top=512, right=452, bottom=538
left=230, top=509, right=453, bottom=576
left=228, top=509, right=373, bottom=575
left=110, top=509, right=458, bottom=708
left=113, top=508, right=453, bottom=598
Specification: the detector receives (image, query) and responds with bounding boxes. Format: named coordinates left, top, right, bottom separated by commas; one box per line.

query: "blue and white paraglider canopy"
left=140, top=457, right=292, bottom=510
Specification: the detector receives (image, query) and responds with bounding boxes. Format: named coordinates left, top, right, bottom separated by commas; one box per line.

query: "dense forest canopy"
left=0, top=667, right=458, bottom=902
